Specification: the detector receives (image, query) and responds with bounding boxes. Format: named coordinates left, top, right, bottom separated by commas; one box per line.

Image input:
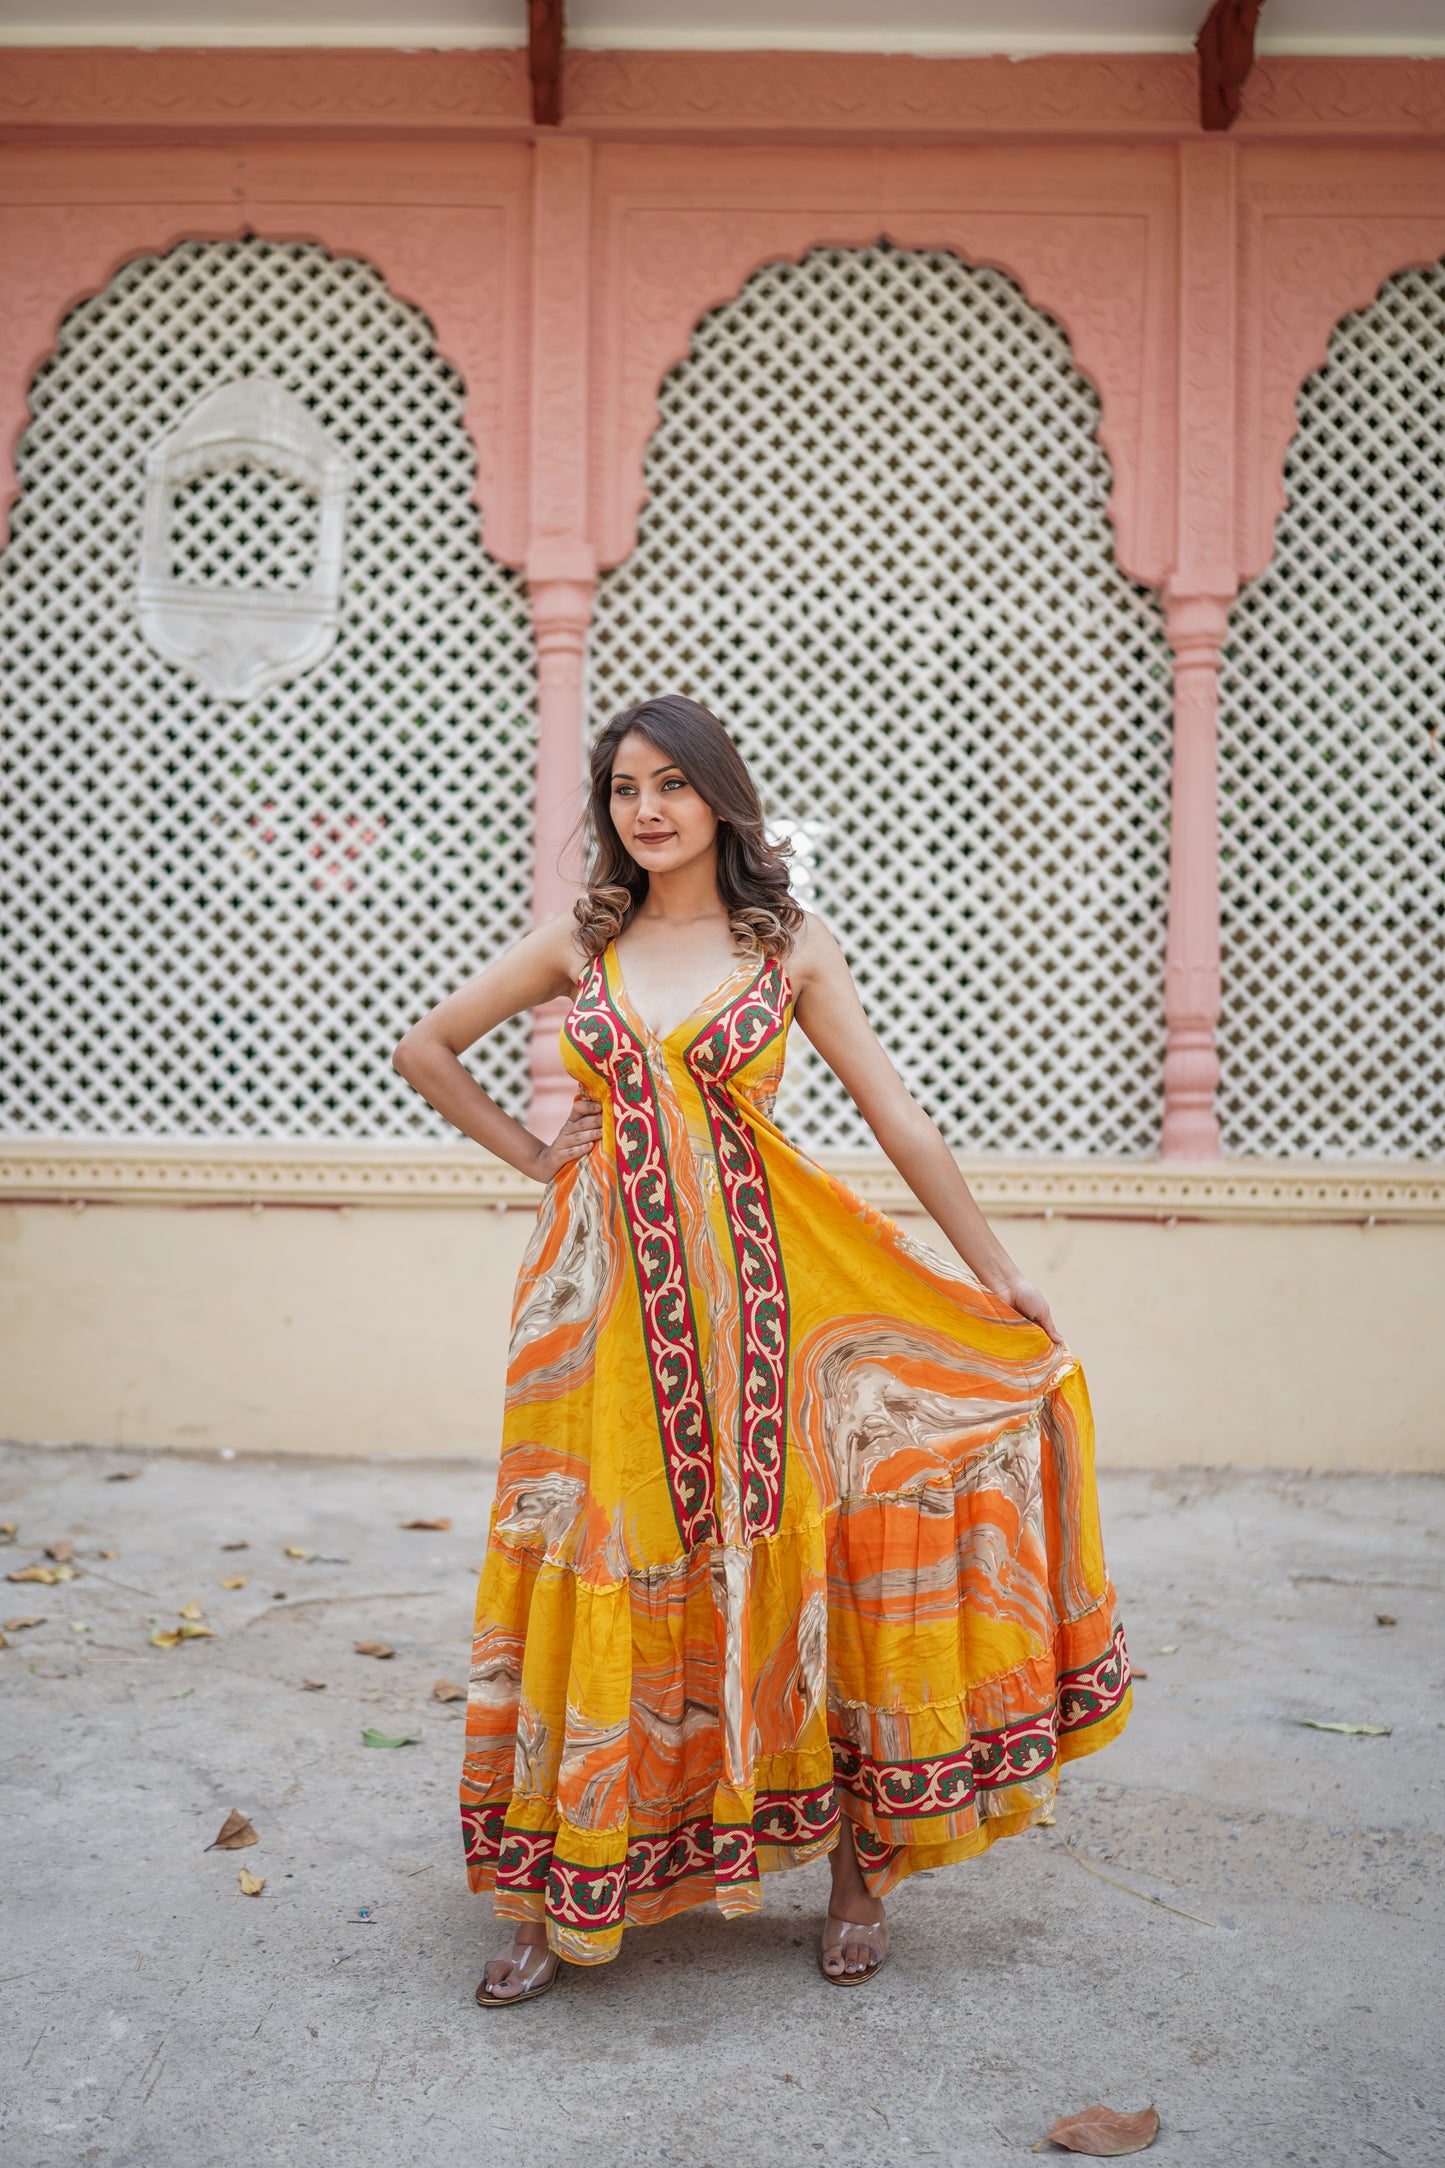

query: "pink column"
left=524, top=135, right=596, bottom=1140
left=1160, top=590, right=1229, bottom=1158
left=1160, top=141, right=1238, bottom=1159
left=525, top=546, right=596, bottom=1140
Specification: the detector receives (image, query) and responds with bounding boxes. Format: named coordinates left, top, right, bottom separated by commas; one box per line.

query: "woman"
left=393, top=693, right=1133, bottom=2005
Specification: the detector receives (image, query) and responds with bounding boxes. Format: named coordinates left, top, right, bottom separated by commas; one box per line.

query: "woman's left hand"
left=986, top=1273, right=1063, bottom=1344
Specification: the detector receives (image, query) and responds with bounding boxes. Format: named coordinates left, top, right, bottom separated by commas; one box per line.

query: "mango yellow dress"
left=460, top=935, right=1133, bottom=1966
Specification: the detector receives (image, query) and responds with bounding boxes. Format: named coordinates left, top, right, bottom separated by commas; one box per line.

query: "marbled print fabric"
left=460, top=936, right=1133, bottom=1964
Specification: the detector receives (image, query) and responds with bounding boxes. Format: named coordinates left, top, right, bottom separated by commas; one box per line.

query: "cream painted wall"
left=1, top=1198, right=1438, bottom=1470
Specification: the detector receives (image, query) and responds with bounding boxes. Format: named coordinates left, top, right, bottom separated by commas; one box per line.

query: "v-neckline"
left=606, top=934, right=759, bottom=1046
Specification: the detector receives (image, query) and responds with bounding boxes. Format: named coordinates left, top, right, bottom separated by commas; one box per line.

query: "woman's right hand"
left=531, top=1088, right=604, bottom=1183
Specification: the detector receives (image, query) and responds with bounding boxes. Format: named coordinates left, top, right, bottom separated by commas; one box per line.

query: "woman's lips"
left=637, top=832, right=675, bottom=843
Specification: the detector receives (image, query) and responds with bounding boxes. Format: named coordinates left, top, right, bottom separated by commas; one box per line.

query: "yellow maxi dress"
left=461, top=935, right=1133, bottom=1966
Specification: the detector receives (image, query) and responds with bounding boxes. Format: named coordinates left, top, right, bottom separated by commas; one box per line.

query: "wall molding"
left=2, top=1138, right=1442, bottom=1222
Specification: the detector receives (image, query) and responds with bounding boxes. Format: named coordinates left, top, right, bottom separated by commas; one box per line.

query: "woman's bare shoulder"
left=787, top=907, right=846, bottom=995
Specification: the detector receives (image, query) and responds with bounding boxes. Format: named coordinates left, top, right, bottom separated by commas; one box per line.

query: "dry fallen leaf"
left=45, top=1539, right=75, bottom=1562
left=219, top=1575, right=247, bottom=1591
left=401, top=1517, right=453, bottom=1531
left=105, top=1470, right=139, bottom=1481
left=354, top=1640, right=395, bottom=1660
left=207, top=1808, right=260, bottom=1851
left=300, top=1677, right=328, bottom=1691
left=1157, top=1644, right=1179, bottom=1655
left=150, top=1627, right=183, bottom=1648
left=220, top=1540, right=250, bottom=1552
left=237, top=1867, right=266, bottom=1897
left=1036, top=2103, right=1160, bottom=2156
left=431, top=1679, right=466, bottom=1703
left=9, top=1562, right=76, bottom=1585
left=178, top=1602, right=205, bottom=1620
left=179, top=1621, right=215, bottom=1640
left=0, top=1630, right=8, bottom=1647
left=1298, top=1718, right=1391, bottom=1736
left=362, top=1727, right=420, bottom=1749
left=1375, top=1613, right=1397, bottom=1627
left=1130, top=1667, right=1150, bottom=1680
left=0, top=1521, right=17, bottom=1542
left=97, top=1549, right=118, bottom=1559
left=284, top=1546, right=310, bottom=1560
left=4, top=1615, right=44, bottom=1632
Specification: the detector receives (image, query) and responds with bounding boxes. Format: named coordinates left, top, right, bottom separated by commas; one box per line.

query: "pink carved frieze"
left=1236, top=151, right=1445, bottom=582
left=588, top=144, right=1178, bottom=587
left=0, top=144, right=532, bottom=560
left=564, top=50, right=1199, bottom=136
left=0, top=47, right=529, bottom=133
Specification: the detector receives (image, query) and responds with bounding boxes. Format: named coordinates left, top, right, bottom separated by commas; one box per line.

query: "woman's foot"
left=822, top=1818, right=888, bottom=1983
left=476, top=1922, right=560, bottom=2007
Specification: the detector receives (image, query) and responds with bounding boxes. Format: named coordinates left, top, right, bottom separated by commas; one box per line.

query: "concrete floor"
left=0, top=1443, right=1441, bottom=2168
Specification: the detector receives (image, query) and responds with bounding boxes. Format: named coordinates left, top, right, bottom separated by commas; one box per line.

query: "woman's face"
left=609, top=730, right=719, bottom=872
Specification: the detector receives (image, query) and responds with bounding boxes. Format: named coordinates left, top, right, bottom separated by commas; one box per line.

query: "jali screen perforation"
left=588, top=243, right=1173, bottom=1155
left=1218, top=261, right=1445, bottom=1158
left=0, top=240, right=537, bottom=1139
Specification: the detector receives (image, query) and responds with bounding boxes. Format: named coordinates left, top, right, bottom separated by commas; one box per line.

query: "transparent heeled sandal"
left=475, top=1931, right=562, bottom=2008
left=819, top=1911, right=890, bottom=1987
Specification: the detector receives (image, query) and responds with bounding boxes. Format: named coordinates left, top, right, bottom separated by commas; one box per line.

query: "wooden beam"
left=529, top=0, right=565, bottom=128
left=1195, top=0, right=1264, bottom=132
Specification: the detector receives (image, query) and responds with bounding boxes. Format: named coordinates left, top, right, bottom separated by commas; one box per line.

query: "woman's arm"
left=789, top=913, right=1062, bottom=1342
left=390, top=912, right=603, bottom=1183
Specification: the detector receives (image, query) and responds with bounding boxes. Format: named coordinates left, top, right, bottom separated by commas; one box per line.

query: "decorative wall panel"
left=588, top=243, right=1173, bottom=1155
left=0, top=240, right=537, bottom=1138
left=1218, top=260, right=1445, bottom=1157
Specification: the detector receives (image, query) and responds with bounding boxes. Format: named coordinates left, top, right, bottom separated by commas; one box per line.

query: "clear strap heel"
left=475, top=1931, right=562, bottom=2008
left=819, top=1911, right=890, bottom=1987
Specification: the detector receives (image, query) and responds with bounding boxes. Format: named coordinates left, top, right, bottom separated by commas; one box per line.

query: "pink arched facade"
left=4, top=46, right=1445, bottom=1155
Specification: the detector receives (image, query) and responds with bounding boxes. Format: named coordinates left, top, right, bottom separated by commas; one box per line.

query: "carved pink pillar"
left=525, top=550, right=596, bottom=1140
left=1159, top=141, right=1238, bottom=1159
left=524, top=135, right=596, bottom=1140
left=1160, top=590, right=1230, bottom=1158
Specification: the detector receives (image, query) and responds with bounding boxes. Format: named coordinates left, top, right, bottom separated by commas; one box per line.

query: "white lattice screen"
left=588, top=243, right=1174, bottom=1155
left=0, top=240, right=537, bottom=1139
left=1218, top=262, right=1445, bottom=1158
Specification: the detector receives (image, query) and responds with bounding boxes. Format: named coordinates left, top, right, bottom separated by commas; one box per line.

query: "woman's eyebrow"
left=612, top=762, right=685, bottom=781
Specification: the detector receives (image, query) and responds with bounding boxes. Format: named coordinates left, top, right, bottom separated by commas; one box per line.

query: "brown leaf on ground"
left=1131, top=1667, right=1150, bottom=1679
left=300, top=1677, right=328, bottom=1691
left=45, top=1539, right=75, bottom=1562
left=178, top=1602, right=205, bottom=1621
left=4, top=1616, right=44, bottom=1631
left=1037, top=2104, right=1160, bottom=2156
left=0, top=1630, right=8, bottom=1647
left=219, top=1576, right=247, bottom=1591
left=105, top=1470, right=140, bottom=1481
left=1375, top=1613, right=1397, bottom=1627
left=179, top=1621, right=215, bottom=1640
left=150, top=1627, right=183, bottom=1648
left=237, top=1868, right=266, bottom=1896
left=354, top=1640, right=395, bottom=1660
left=207, top=1809, right=260, bottom=1851
left=0, top=1521, right=17, bottom=1542
left=97, top=1549, right=118, bottom=1559
left=431, top=1678, right=466, bottom=1702
left=284, top=1546, right=310, bottom=1560
left=8, top=1563, right=75, bottom=1585
left=220, top=1540, right=250, bottom=1552
left=401, top=1518, right=452, bottom=1531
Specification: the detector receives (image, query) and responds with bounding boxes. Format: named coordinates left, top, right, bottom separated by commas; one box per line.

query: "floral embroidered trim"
left=687, top=965, right=792, bottom=1538
left=833, top=1623, right=1133, bottom=1820
left=564, top=952, right=717, bottom=1549
left=462, top=1782, right=839, bottom=1934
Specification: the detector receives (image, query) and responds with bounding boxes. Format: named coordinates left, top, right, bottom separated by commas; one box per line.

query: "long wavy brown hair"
left=570, top=695, right=805, bottom=967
